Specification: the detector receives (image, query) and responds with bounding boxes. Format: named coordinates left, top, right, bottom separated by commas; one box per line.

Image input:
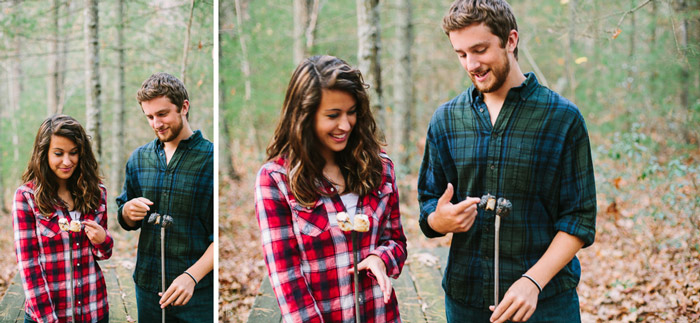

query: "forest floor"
left=219, top=141, right=700, bottom=323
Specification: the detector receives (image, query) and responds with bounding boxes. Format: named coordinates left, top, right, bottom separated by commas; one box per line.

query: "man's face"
left=449, top=23, right=513, bottom=93
left=141, top=96, right=186, bottom=142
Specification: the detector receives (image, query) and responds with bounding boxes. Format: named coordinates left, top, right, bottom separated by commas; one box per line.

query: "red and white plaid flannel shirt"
left=13, top=181, right=113, bottom=323
left=256, top=154, right=408, bottom=323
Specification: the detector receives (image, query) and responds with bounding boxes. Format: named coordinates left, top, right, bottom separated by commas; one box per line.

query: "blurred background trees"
left=0, top=0, right=213, bottom=295
left=219, top=0, right=699, bottom=321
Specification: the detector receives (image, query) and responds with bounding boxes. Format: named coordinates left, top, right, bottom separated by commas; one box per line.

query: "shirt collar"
left=155, top=129, right=203, bottom=150
left=468, top=72, right=539, bottom=104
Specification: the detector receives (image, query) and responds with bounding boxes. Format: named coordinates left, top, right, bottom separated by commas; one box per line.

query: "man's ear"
left=181, top=100, right=190, bottom=117
left=507, top=29, right=519, bottom=53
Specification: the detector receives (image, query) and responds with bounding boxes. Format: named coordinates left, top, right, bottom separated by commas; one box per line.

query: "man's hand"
left=347, top=255, right=392, bottom=304
left=83, top=220, right=106, bottom=245
left=427, top=183, right=480, bottom=234
left=488, top=277, right=540, bottom=322
left=122, top=197, right=153, bottom=224
left=159, top=273, right=196, bottom=308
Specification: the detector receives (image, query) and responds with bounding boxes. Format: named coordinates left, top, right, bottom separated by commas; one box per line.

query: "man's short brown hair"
left=442, top=0, right=519, bottom=59
left=137, top=72, right=190, bottom=118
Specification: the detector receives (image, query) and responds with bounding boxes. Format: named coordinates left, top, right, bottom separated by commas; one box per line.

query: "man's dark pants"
left=445, top=288, right=581, bottom=323
left=136, top=283, right=214, bottom=323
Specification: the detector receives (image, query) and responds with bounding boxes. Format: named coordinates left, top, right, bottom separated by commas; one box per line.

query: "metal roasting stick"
left=478, top=195, right=511, bottom=308
left=336, top=211, right=368, bottom=322
left=148, top=213, right=173, bottom=323
left=494, top=214, right=500, bottom=307
left=68, top=233, right=75, bottom=323
left=161, top=223, right=166, bottom=323
left=352, top=231, right=361, bottom=323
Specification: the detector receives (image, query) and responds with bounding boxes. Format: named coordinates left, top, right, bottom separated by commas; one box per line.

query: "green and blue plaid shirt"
left=117, top=130, right=214, bottom=293
left=418, top=73, right=596, bottom=308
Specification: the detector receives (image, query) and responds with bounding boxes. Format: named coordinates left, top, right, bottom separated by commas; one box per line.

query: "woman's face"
left=313, top=89, right=357, bottom=164
left=48, top=135, right=79, bottom=185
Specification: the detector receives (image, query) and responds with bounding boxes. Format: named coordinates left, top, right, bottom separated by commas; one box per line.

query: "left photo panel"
left=0, top=1, right=215, bottom=322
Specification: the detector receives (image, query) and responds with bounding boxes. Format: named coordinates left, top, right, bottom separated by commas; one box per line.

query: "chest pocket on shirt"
left=368, top=181, right=394, bottom=221
left=37, top=215, right=62, bottom=241
left=291, top=199, right=329, bottom=237
left=514, top=143, right=534, bottom=193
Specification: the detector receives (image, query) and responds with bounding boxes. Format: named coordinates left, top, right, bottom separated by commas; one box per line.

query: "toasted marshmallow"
left=69, top=220, right=81, bottom=232
left=353, top=214, right=370, bottom=232
left=336, top=212, right=353, bottom=231
left=59, top=218, right=70, bottom=231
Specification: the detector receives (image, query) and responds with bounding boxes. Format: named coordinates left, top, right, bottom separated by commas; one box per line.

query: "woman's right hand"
left=347, top=255, right=393, bottom=304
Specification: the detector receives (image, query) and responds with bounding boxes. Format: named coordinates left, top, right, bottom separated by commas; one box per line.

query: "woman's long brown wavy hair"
left=22, top=114, right=102, bottom=215
left=266, top=55, right=384, bottom=207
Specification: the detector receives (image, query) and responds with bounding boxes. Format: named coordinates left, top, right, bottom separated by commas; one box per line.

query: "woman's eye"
left=348, top=110, right=357, bottom=115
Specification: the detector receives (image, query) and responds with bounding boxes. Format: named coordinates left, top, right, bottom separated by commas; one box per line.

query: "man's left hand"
left=489, top=277, right=539, bottom=322
left=159, top=273, right=196, bottom=308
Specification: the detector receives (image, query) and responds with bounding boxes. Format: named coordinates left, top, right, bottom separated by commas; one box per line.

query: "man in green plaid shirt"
left=417, top=1, right=596, bottom=322
left=117, top=73, right=214, bottom=322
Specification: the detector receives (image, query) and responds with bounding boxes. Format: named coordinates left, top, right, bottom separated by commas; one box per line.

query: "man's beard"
left=156, top=118, right=183, bottom=142
left=471, top=49, right=510, bottom=93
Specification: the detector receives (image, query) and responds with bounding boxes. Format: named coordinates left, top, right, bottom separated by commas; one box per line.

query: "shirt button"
left=490, top=165, right=495, bottom=170
left=330, top=187, right=334, bottom=192
left=377, top=190, right=381, bottom=195
left=480, top=108, right=484, bottom=113
left=77, top=263, right=80, bottom=267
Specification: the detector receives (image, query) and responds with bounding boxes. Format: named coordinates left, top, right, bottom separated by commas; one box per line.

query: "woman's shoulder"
left=16, top=181, right=36, bottom=195
left=377, top=150, right=396, bottom=182
left=258, top=156, right=287, bottom=174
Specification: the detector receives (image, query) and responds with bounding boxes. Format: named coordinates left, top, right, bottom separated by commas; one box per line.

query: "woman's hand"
left=83, top=220, right=106, bottom=245
left=347, top=254, right=392, bottom=303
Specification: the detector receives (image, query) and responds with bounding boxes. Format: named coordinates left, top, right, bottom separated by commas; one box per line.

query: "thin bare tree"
left=85, top=0, right=102, bottom=160
left=392, top=0, right=413, bottom=167
left=219, top=1, right=238, bottom=180
left=10, top=0, right=22, bottom=172
left=111, top=0, right=126, bottom=194
left=181, top=0, right=196, bottom=86
left=47, top=0, right=61, bottom=115
left=293, top=0, right=321, bottom=64
left=356, top=0, right=384, bottom=129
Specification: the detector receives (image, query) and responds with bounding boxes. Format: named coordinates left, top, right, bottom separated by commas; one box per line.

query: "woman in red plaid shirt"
left=13, top=115, right=112, bottom=323
left=255, top=55, right=408, bottom=322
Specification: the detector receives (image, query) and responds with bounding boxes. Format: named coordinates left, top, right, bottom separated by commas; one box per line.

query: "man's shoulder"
left=429, top=89, right=472, bottom=127
left=531, top=83, right=585, bottom=122
left=126, top=140, right=158, bottom=162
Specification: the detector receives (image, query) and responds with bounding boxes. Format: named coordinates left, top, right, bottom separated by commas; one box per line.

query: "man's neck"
left=163, top=125, right=194, bottom=151
left=483, top=62, right=526, bottom=104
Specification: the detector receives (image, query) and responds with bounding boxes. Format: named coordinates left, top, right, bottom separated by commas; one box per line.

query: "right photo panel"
left=218, top=0, right=700, bottom=322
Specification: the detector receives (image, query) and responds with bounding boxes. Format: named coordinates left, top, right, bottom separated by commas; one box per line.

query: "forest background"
left=219, top=0, right=700, bottom=322
left=0, top=0, right=214, bottom=310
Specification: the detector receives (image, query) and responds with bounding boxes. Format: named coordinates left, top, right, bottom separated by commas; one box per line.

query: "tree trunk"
left=234, top=0, right=258, bottom=154
left=47, top=0, right=61, bottom=115
left=111, top=0, right=126, bottom=194
left=181, top=0, right=196, bottom=86
left=219, top=1, right=238, bottom=180
left=356, top=0, right=384, bottom=131
left=10, top=0, right=22, bottom=172
left=293, top=0, right=310, bottom=64
left=565, top=0, right=577, bottom=99
left=85, top=0, right=101, bottom=160
left=392, top=0, right=413, bottom=167
left=676, top=0, right=689, bottom=110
